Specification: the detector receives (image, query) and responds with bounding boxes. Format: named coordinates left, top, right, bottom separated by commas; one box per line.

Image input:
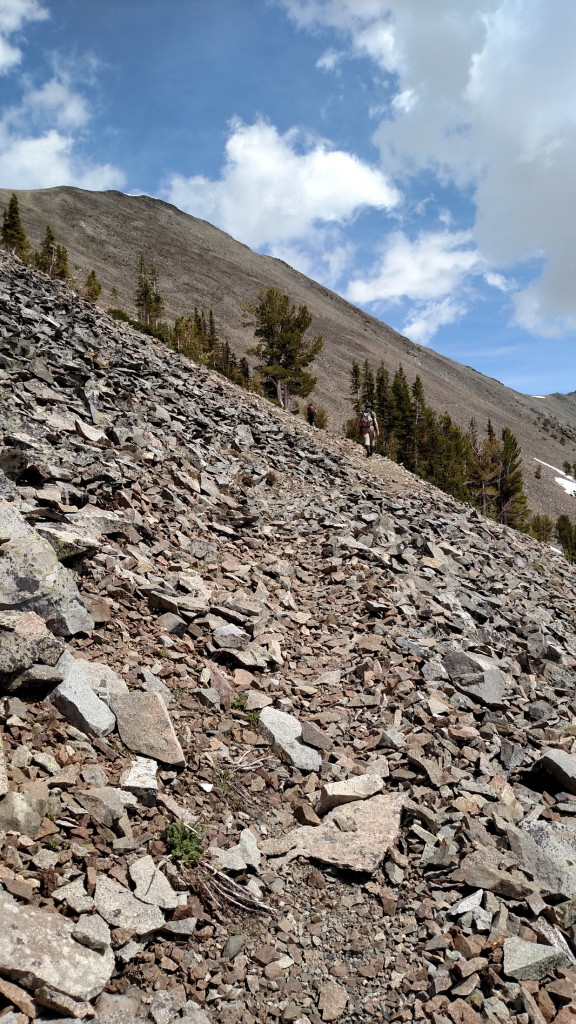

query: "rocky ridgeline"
left=0, top=249, right=575, bottom=1024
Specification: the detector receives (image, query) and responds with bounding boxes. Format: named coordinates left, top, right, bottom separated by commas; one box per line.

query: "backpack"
left=360, top=410, right=374, bottom=431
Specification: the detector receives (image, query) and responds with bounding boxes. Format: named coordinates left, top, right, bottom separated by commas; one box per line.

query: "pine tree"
left=411, top=375, right=426, bottom=474
left=350, top=361, right=362, bottom=413
left=34, top=225, right=57, bottom=274
left=134, top=253, right=163, bottom=325
left=530, top=514, right=554, bottom=542
left=497, top=426, right=530, bottom=529
left=241, top=287, right=323, bottom=410
left=467, top=423, right=501, bottom=517
left=556, top=515, right=576, bottom=561
left=391, top=365, right=412, bottom=465
left=1, top=193, right=29, bottom=260
left=239, top=357, right=251, bottom=384
left=374, top=362, right=392, bottom=455
left=53, top=243, right=69, bottom=281
left=360, top=360, right=375, bottom=409
left=84, top=270, right=102, bottom=303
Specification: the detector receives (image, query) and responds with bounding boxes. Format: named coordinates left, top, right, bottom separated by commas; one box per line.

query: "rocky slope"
left=3, top=185, right=576, bottom=521
left=0, top=250, right=576, bottom=1024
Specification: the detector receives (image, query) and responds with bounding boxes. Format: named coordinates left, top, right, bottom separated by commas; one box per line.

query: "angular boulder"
left=0, top=499, right=93, bottom=636
left=0, top=892, right=114, bottom=1001
left=259, top=706, right=322, bottom=772
left=535, top=749, right=576, bottom=795
left=50, top=652, right=115, bottom=737
left=110, top=690, right=185, bottom=767
left=442, top=650, right=507, bottom=707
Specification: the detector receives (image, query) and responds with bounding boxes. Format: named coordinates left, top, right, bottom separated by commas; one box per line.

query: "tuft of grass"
left=232, top=694, right=248, bottom=711
left=163, top=821, right=205, bottom=864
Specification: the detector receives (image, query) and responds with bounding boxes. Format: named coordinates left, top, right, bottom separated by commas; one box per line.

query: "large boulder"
left=0, top=499, right=93, bottom=636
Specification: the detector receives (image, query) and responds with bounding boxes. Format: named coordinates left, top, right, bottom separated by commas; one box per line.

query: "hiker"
left=356, top=404, right=379, bottom=457
left=307, top=402, right=316, bottom=426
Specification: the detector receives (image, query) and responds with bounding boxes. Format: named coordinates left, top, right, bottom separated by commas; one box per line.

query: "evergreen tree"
left=497, top=426, right=530, bottom=529
left=374, top=362, right=392, bottom=455
left=84, top=270, right=101, bottom=303
left=238, top=357, right=251, bottom=384
left=349, top=360, right=362, bottom=413
left=530, top=514, right=554, bottom=542
left=53, top=243, right=69, bottom=281
left=391, top=365, right=413, bottom=465
left=467, top=424, right=501, bottom=517
left=556, top=515, right=576, bottom=561
left=241, top=286, right=323, bottom=410
left=134, top=253, right=163, bottom=326
left=411, top=375, right=426, bottom=474
left=1, top=193, right=29, bottom=259
left=360, top=360, right=375, bottom=409
left=34, top=225, right=57, bottom=273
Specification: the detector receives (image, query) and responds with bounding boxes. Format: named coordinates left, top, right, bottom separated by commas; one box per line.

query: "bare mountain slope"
left=2, top=184, right=576, bottom=519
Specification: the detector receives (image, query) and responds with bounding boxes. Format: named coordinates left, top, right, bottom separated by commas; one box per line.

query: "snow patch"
left=534, top=458, right=576, bottom=496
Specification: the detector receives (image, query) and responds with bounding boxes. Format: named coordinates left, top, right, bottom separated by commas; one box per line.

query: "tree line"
left=348, top=358, right=531, bottom=527
left=1, top=193, right=101, bottom=302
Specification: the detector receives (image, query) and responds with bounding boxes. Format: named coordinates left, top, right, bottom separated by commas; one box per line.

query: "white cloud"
left=0, top=127, right=123, bottom=189
left=163, top=118, right=400, bottom=250
left=484, top=271, right=512, bottom=293
left=347, top=229, right=482, bottom=305
left=402, top=298, right=466, bottom=345
left=0, top=5, right=124, bottom=191
left=0, top=0, right=47, bottom=73
left=316, top=48, right=342, bottom=71
left=280, top=0, right=576, bottom=341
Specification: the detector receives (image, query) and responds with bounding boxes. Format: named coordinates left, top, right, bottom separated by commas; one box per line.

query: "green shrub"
left=163, top=821, right=205, bottom=864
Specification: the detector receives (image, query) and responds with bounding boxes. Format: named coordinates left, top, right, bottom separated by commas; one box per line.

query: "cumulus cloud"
left=281, top=0, right=576, bottom=340
left=347, top=229, right=482, bottom=305
left=163, top=118, right=400, bottom=251
left=402, top=298, right=466, bottom=346
left=0, top=0, right=47, bottom=73
left=0, top=6, right=124, bottom=190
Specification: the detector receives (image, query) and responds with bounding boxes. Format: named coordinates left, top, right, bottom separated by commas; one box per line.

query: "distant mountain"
left=2, top=184, right=576, bottom=519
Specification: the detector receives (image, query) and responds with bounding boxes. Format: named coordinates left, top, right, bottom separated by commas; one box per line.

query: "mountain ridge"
left=2, top=184, right=576, bottom=520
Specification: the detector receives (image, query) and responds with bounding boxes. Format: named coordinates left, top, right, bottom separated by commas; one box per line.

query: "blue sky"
left=1, top=0, right=576, bottom=396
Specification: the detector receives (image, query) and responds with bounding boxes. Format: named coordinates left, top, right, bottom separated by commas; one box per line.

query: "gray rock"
left=52, top=875, right=94, bottom=913
left=0, top=498, right=94, bottom=636
left=315, top=774, right=384, bottom=816
left=76, top=787, right=126, bottom=827
left=222, top=932, right=247, bottom=959
left=75, top=657, right=129, bottom=701
left=535, top=748, right=576, bottom=795
left=0, top=790, right=44, bottom=835
left=442, top=649, right=507, bottom=707
left=213, top=622, right=251, bottom=650
left=161, top=916, right=197, bottom=938
left=0, top=609, right=64, bottom=687
left=129, top=854, right=180, bottom=909
left=110, top=690, right=185, bottom=767
left=72, top=912, right=111, bottom=950
left=503, top=935, right=570, bottom=980
left=50, top=652, right=116, bottom=737
left=507, top=823, right=576, bottom=899
left=120, top=756, right=158, bottom=806
left=259, top=706, right=322, bottom=772
left=35, top=521, right=101, bottom=560
left=94, top=874, right=165, bottom=936
left=0, top=891, right=114, bottom=1000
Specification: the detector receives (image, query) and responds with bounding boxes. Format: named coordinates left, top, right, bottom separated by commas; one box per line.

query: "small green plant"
left=244, top=709, right=261, bottom=727
left=47, top=837, right=59, bottom=850
left=159, top=646, right=169, bottom=659
left=232, top=694, right=248, bottom=711
left=163, top=821, right=205, bottom=864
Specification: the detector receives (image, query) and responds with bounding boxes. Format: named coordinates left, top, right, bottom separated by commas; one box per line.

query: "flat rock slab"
left=262, top=792, right=405, bottom=874
left=50, top=652, right=115, bottom=738
left=0, top=892, right=114, bottom=1001
left=0, top=609, right=63, bottom=682
left=94, top=874, right=165, bottom=936
left=442, top=650, right=507, bottom=707
left=316, top=773, right=384, bottom=816
left=120, top=757, right=158, bottom=806
left=503, top=935, right=570, bottom=980
left=0, top=498, right=94, bottom=636
left=36, top=522, right=101, bottom=560
left=259, top=706, right=322, bottom=772
left=535, top=749, right=576, bottom=795
left=129, top=855, right=180, bottom=909
left=110, top=690, right=185, bottom=767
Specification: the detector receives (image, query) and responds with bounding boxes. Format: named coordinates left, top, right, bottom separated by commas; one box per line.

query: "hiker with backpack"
left=307, top=402, right=317, bottom=426
left=356, top=404, right=379, bottom=457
